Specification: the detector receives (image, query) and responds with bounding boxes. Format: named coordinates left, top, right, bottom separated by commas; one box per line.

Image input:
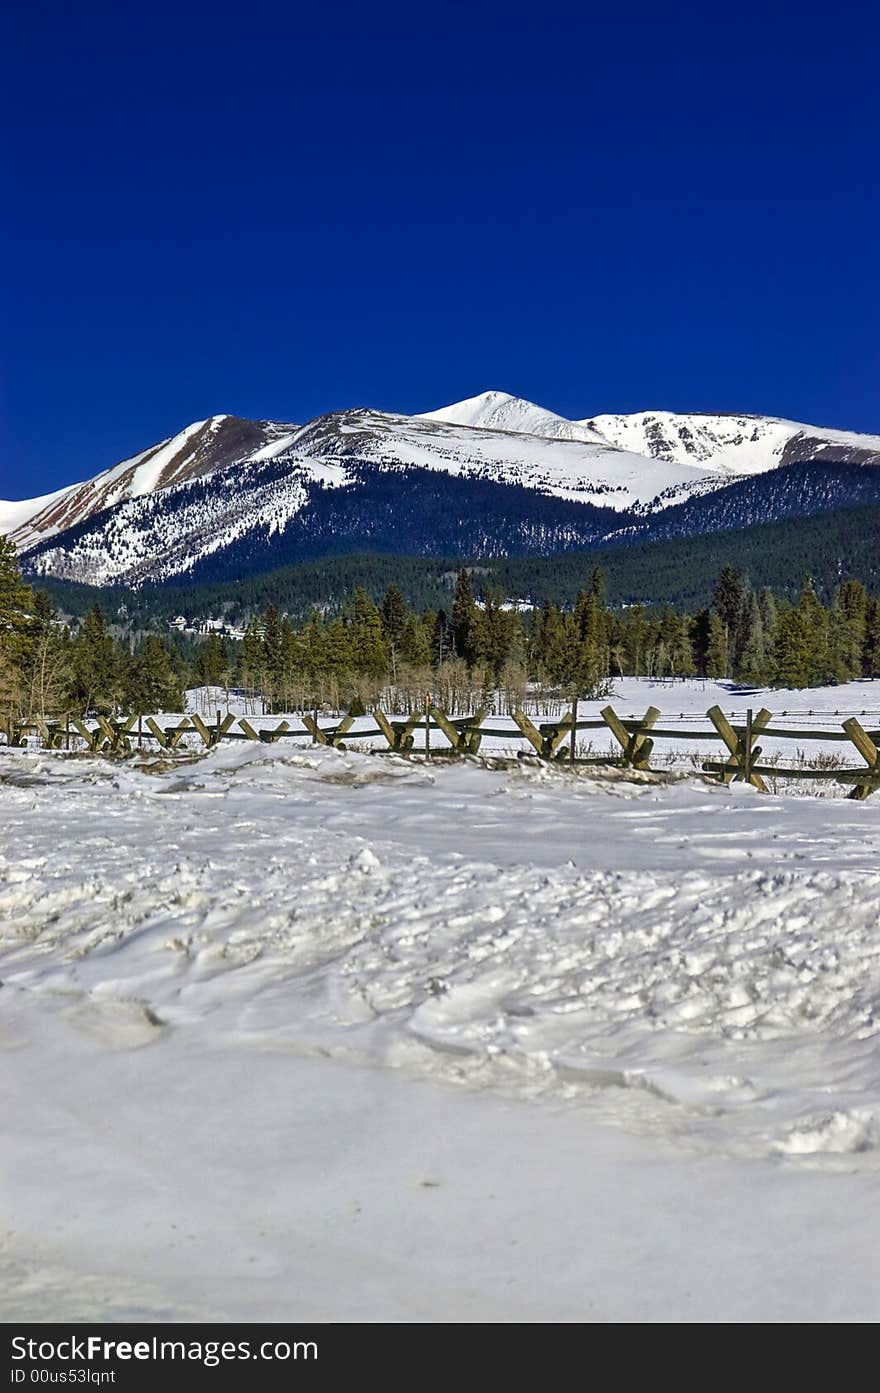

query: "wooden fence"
left=5, top=701, right=880, bottom=800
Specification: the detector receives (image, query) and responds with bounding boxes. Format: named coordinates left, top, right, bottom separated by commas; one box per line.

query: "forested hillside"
left=34, top=503, right=880, bottom=627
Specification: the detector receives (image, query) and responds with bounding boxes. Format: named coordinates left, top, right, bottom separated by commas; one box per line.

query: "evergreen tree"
left=621, top=605, right=649, bottom=677
left=240, top=620, right=264, bottom=691
left=350, top=588, right=388, bottom=677
left=798, top=577, right=832, bottom=685
left=863, top=598, right=880, bottom=678
left=671, top=616, right=696, bottom=678
left=691, top=609, right=712, bottom=677
left=0, top=537, right=35, bottom=667
left=736, top=591, right=766, bottom=683
left=770, top=605, right=811, bottom=688
left=69, top=606, right=121, bottom=714
left=400, top=613, right=431, bottom=668
left=431, top=609, right=452, bottom=666
left=450, top=569, right=478, bottom=666
left=473, top=589, right=515, bottom=684
left=705, top=613, right=728, bottom=678
left=381, top=585, right=408, bottom=648
left=712, top=566, right=746, bottom=672
left=324, top=617, right=353, bottom=676
left=381, top=583, right=408, bottom=679
left=713, top=567, right=745, bottom=628
left=830, top=579, right=867, bottom=682
left=573, top=590, right=605, bottom=680
left=262, top=605, right=285, bottom=706
left=758, top=587, right=778, bottom=648
left=299, top=614, right=327, bottom=688
left=127, top=636, right=185, bottom=714
left=196, top=632, right=228, bottom=688
left=531, top=600, right=569, bottom=684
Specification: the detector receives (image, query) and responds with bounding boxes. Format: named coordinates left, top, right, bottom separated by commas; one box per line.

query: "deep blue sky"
left=2, top=0, right=878, bottom=498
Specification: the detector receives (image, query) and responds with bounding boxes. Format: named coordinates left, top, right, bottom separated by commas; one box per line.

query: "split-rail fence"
left=5, top=701, right=880, bottom=800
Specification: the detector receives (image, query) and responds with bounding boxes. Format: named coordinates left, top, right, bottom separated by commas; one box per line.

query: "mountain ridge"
left=5, top=390, right=880, bottom=588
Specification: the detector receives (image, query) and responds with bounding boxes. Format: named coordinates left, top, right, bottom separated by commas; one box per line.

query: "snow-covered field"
left=2, top=679, right=880, bottom=1321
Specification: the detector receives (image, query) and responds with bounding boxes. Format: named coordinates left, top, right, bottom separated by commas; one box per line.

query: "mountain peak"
left=418, top=391, right=604, bottom=444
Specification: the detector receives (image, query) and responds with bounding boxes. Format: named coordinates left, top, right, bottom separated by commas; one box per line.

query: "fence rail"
left=4, top=702, right=880, bottom=800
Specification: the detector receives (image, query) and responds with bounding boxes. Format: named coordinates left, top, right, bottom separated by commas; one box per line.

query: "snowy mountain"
left=585, top=409, right=880, bottom=477
left=7, top=415, right=295, bottom=550
left=419, top=389, right=606, bottom=444
left=4, top=392, right=880, bottom=587
left=282, top=405, right=712, bottom=509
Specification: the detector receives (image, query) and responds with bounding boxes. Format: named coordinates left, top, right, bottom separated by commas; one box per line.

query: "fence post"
left=145, top=716, right=169, bottom=750
left=511, top=709, right=543, bottom=755
left=189, top=713, right=215, bottom=747
left=302, top=713, right=327, bottom=744
left=570, top=695, right=577, bottom=765
left=466, top=706, right=488, bottom=755
left=425, top=695, right=431, bottom=762
left=540, top=711, right=574, bottom=760
left=744, top=707, right=753, bottom=784
left=842, top=717, right=880, bottom=800
left=600, top=705, right=659, bottom=770
left=373, top=710, right=397, bottom=750
left=168, top=717, right=193, bottom=749
left=328, top=712, right=355, bottom=748
left=396, top=709, right=422, bottom=754
left=706, top=705, right=772, bottom=791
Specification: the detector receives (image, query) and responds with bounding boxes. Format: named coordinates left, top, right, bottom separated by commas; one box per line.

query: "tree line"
left=2, top=536, right=880, bottom=724
left=210, top=565, right=880, bottom=709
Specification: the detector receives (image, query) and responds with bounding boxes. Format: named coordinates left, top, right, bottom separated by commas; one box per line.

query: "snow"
left=789, top=422, right=880, bottom=453
left=5, top=417, right=245, bottom=550
left=246, top=430, right=301, bottom=461
left=5, top=440, right=179, bottom=548
left=419, top=389, right=606, bottom=445
left=586, top=411, right=803, bottom=476
left=21, top=458, right=333, bottom=587
left=3, top=676, right=880, bottom=1320
left=585, top=410, right=880, bottom=476
left=122, top=418, right=209, bottom=499
left=299, top=406, right=715, bottom=511
left=0, top=484, right=77, bottom=536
